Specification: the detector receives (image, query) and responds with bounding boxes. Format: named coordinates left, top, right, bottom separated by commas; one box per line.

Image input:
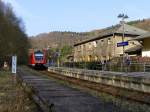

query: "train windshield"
left=35, top=53, right=44, bottom=61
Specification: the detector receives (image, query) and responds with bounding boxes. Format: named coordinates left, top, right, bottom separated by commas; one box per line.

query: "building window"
left=95, top=56, right=98, bottom=61
left=108, top=38, right=111, bottom=44
left=80, top=45, right=81, bottom=49
left=101, top=39, right=104, bottom=46
left=77, top=46, right=81, bottom=51
left=83, top=44, right=86, bottom=49
left=130, top=42, right=135, bottom=45
left=89, top=42, right=92, bottom=49
left=93, top=41, right=97, bottom=47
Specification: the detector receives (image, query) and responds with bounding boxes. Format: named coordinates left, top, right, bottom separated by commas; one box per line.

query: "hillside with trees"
left=30, top=31, right=95, bottom=49
left=30, top=19, right=150, bottom=50
left=127, top=19, right=150, bottom=31
left=0, top=1, right=29, bottom=64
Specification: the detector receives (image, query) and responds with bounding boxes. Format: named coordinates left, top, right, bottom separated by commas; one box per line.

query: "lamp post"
left=118, top=13, right=129, bottom=71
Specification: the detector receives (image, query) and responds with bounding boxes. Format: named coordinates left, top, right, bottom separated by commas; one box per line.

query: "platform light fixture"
left=118, top=13, right=129, bottom=71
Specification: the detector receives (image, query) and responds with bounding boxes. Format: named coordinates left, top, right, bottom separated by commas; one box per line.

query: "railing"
left=62, top=61, right=150, bottom=72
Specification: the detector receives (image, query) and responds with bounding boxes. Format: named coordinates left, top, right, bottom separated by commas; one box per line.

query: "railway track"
left=17, top=67, right=114, bottom=112
left=40, top=70, right=150, bottom=105
left=17, top=67, right=150, bottom=112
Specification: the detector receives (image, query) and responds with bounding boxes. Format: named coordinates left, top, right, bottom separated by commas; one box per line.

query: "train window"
left=35, top=56, right=43, bottom=61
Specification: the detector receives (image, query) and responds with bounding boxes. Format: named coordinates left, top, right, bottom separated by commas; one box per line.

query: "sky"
left=2, top=0, right=150, bottom=36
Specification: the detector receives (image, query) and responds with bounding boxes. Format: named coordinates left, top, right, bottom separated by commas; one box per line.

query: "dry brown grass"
left=0, top=71, right=38, bottom=112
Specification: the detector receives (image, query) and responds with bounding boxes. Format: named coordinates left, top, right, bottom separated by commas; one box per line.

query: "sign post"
left=12, top=56, right=17, bottom=83
left=12, top=56, right=17, bottom=74
left=117, top=41, right=128, bottom=47
left=117, top=41, right=129, bottom=72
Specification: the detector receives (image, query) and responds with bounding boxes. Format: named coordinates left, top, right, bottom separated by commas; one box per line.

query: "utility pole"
left=118, top=13, right=129, bottom=71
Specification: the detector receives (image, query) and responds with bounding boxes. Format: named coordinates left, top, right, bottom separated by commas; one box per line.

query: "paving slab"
left=18, top=68, right=123, bottom=112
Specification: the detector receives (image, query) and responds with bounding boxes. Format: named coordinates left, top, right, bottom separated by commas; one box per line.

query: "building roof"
left=132, top=32, right=150, bottom=40
left=74, top=24, right=148, bottom=46
left=116, top=24, right=147, bottom=35
left=100, top=23, right=147, bottom=36
left=125, top=45, right=142, bottom=53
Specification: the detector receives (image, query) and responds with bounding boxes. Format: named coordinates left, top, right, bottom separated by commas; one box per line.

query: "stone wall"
left=48, top=67, right=150, bottom=93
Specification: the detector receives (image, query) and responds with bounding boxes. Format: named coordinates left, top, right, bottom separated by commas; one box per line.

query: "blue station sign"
left=117, top=41, right=128, bottom=47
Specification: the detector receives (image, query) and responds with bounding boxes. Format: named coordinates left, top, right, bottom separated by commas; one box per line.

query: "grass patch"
left=0, top=71, right=39, bottom=112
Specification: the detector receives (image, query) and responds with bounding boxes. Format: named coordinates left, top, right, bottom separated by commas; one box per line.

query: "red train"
left=29, top=49, right=47, bottom=69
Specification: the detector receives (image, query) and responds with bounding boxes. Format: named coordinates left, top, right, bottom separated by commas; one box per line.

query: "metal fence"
left=62, top=61, right=150, bottom=72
